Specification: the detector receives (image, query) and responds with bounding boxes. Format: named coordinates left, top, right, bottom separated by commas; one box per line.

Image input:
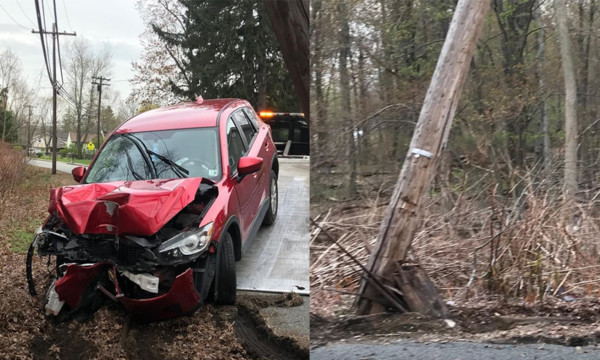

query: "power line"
left=0, top=3, right=30, bottom=30
left=32, top=0, right=76, bottom=174
left=52, top=0, right=64, bottom=85
left=33, top=0, right=52, bottom=82
left=60, top=0, right=72, bottom=31
left=15, top=0, right=36, bottom=28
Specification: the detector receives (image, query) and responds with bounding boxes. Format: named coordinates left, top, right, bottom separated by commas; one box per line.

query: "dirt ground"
left=311, top=296, right=600, bottom=349
left=310, top=188, right=600, bottom=352
left=0, top=166, right=308, bottom=359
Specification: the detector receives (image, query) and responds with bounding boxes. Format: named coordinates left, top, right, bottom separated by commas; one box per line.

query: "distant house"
left=31, top=131, right=69, bottom=153
left=66, top=131, right=105, bottom=148
left=31, top=135, right=47, bottom=152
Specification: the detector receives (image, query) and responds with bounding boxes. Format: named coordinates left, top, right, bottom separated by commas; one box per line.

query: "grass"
left=7, top=219, right=39, bottom=253
left=0, top=166, right=73, bottom=254
left=37, top=154, right=92, bottom=165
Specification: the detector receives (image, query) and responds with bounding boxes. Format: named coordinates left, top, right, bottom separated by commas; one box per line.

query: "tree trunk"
left=264, top=0, right=309, bottom=119
left=338, top=1, right=356, bottom=197
left=257, top=59, right=267, bottom=111
left=357, top=0, right=490, bottom=317
left=312, top=0, right=325, bottom=158
left=535, top=0, right=551, bottom=172
left=556, top=0, right=578, bottom=208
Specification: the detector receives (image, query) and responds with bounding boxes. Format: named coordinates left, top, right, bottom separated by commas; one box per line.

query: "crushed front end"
left=28, top=177, right=218, bottom=321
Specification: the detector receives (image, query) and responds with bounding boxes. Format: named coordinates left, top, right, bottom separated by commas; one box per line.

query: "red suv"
left=27, top=98, right=279, bottom=320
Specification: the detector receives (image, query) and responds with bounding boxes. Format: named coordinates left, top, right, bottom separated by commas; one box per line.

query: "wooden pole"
left=357, top=0, right=491, bottom=317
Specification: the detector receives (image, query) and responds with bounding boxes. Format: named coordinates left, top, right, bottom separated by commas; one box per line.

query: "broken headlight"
left=157, top=222, right=213, bottom=260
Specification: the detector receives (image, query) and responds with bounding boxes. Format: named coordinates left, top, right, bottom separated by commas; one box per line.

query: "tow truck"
left=258, top=111, right=309, bottom=157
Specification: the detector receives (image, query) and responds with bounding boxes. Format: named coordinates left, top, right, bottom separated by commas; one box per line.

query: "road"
left=311, top=340, right=600, bottom=359
left=28, top=158, right=79, bottom=173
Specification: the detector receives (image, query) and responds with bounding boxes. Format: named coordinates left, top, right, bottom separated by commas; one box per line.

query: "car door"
left=226, top=111, right=261, bottom=242
left=237, top=108, right=271, bottom=202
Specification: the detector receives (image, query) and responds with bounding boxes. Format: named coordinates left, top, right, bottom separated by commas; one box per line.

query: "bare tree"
left=64, top=38, right=112, bottom=156
left=556, top=0, right=578, bottom=209
left=0, top=50, right=22, bottom=142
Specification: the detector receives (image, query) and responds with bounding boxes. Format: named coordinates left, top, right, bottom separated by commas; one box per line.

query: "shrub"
left=0, top=141, right=26, bottom=207
left=58, top=148, right=70, bottom=157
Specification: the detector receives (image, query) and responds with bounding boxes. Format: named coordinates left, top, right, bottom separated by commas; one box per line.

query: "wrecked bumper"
left=53, top=263, right=201, bottom=321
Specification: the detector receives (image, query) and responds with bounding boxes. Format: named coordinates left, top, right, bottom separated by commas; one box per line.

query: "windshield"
left=84, top=127, right=221, bottom=183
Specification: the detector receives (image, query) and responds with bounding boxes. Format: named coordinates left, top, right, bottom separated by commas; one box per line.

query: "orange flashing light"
left=259, top=111, right=274, bottom=118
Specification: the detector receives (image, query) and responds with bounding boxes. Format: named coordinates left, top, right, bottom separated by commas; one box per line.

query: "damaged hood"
left=49, top=178, right=203, bottom=236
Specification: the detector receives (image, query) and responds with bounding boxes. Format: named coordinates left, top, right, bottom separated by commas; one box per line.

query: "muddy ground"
left=310, top=297, right=600, bottom=350
left=0, top=166, right=308, bottom=359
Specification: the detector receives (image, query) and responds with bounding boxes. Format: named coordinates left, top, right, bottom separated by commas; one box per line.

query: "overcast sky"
left=0, top=0, right=145, bottom=102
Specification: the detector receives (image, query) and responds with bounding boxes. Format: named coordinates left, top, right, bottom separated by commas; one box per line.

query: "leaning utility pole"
left=357, top=0, right=490, bottom=317
left=91, top=76, right=110, bottom=150
left=32, top=0, right=76, bottom=174
left=25, top=105, right=33, bottom=156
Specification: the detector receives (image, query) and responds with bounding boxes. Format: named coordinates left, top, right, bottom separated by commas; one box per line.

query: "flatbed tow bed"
left=237, top=157, right=309, bottom=295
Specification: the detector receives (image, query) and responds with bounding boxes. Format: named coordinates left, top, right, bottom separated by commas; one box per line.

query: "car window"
left=84, top=136, right=153, bottom=183
left=232, top=110, right=256, bottom=146
left=85, top=127, right=221, bottom=183
left=270, top=120, right=291, bottom=143
left=227, top=117, right=246, bottom=174
left=242, top=107, right=260, bottom=130
left=293, top=120, right=309, bottom=143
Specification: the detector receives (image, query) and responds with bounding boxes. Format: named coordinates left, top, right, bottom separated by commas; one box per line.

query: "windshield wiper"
left=146, top=149, right=189, bottom=178
left=125, top=152, right=145, bottom=180
left=121, top=133, right=157, bottom=179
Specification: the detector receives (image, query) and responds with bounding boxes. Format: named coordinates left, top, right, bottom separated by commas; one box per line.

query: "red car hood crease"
left=49, top=177, right=203, bottom=236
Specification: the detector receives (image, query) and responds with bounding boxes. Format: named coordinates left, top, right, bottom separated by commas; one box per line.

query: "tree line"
left=312, top=0, right=600, bottom=203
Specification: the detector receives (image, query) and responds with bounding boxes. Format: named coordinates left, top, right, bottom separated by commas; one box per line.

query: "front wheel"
left=214, top=232, right=236, bottom=305
left=262, top=170, right=278, bottom=225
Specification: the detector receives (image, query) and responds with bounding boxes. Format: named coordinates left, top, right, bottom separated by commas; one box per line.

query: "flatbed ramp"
left=236, top=158, right=309, bottom=295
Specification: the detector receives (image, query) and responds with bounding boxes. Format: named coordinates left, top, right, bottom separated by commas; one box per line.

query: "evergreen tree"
left=151, top=0, right=298, bottom=110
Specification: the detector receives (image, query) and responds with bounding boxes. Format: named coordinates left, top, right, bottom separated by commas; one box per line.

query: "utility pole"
left=25, top=105, right=33, bottom=156
left=357, top=0, right=490, bottom=317
left=91, top=76, right=110, bottom=150
left=32, top=19, right=76, bottom=174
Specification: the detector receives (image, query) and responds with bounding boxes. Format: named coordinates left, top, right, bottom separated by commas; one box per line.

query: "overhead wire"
left=0, top=3, right=30, bottom=30
left=60, top=0, right=72, bottom=32
left=52, top=0, right=64, bottom=85
left=56, top=88, right=78, bottom=109
left=33, top=0, right=52, bottom=82
left=34, top=0, right=77, bottom=110
left=40, top=0, right=52, bottom=79
left=56, top=86, right=78, bottom=105
left=15, top=0, right=36, bottom=28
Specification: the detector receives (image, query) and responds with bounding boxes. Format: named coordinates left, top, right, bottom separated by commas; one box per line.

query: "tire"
left=262, top=170, right=278, bottom=225
left=214, top=232, right=236, bottom=305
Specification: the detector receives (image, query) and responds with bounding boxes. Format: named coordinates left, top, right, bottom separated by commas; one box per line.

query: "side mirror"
left=237, top=156, right=263, bottom=180
left=72, top=166, right=86, bottom=183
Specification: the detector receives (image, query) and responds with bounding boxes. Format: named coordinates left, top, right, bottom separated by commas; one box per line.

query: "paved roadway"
left=311, top=340, right=600, bottom=359
left=28, top=157, right=310, bottom=295
left=28, top=158, right=79, bottom=174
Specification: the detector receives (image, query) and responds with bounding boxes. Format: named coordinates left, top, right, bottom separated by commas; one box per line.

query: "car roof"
left=114, top=98, right=247, bottom=133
